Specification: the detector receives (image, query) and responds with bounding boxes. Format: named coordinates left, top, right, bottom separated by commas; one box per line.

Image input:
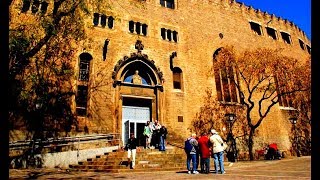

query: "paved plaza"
left=9, top=156, right=311, bottom=179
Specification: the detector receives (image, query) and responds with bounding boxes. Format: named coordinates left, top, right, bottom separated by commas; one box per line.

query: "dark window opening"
left=108, top=16, right=114, bottom=29
left=299, top=39, right=305, bottom=50
left=76, top=85, right=88, bottom=116
left=136, top=22, right=141, bottom=34
left=142, top=24, right=148, bottom=36
left=161, top=28, right=166, bottom=40
left=280, top=32, right=291, bottom=44
left=160, top=0, right=175, bottom=9
left=93, top=13, right=99, bottom=26
left=31, top=0, right=40, bottom=14
left=173, top=68, right=182, bottom=90
left=249, top=22, right=262, bottom=35
left=40, top=2, right=48, bottom=14
left=100, top=14, right=107, bottom=27
left=306, top=45, right=311, bottom=54
left=129, top=21, right=135, bottom=33
left=167, top=29, right=172, bottom=41
left=22, top=0, right=31, bottom=13
left=266, top=27, right=277, bottom=40
left=172, top=31, right=178, bottom=42
left=178, top=116, right=183, bottom=122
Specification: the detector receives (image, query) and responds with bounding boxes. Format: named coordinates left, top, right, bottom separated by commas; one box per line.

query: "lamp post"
left=225, top=113, right=237, bottom=162
left=289, top=116, right=300, bottom=157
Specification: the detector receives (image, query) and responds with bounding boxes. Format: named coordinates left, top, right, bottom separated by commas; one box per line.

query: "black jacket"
left=127, top=137, right=138, bottom=150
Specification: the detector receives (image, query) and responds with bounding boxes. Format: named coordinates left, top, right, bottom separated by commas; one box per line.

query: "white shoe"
left=188, top=171, right=191, bottom=174
left=193, top=171, right=199, bottom=174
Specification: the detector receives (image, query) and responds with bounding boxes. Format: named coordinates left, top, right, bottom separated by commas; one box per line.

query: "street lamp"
left=289, top=116, right=300, bottom=157
left=225, top=113, right=237, bottom=162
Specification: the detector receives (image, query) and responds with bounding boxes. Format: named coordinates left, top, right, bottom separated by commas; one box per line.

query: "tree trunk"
left=248, top=128, right=255, bottom=160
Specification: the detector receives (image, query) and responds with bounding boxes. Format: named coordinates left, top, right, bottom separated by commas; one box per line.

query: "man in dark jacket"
left=126, top=133, right=139, bottom=169
left=159, top=125, right=168, bottom=151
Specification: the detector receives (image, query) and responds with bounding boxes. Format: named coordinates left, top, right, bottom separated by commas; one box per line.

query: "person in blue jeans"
left=209, top=129, right=226, bottom=174
left=186, top=133, right=200, bottom=174
left=159, top=125, right=167, bottom=151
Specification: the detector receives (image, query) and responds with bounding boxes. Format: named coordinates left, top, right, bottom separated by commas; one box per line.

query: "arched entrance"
left=112, top=40, right=164, bottom=146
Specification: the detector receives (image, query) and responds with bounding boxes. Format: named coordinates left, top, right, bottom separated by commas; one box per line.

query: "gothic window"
left=40, top=1, right=48, bottom=14
left=78, top=53, right=93, bottom=81
left=92, top=13, right=114, bottom=29
left=172, top=67, right=182, bottom=90
left=21, top=0, right=31, bottom=13
left=76, top=85, right=88, bottom=116
left=298, top=39, right=305, bottom=50
left=266, top=27, right=277, bottom=40
left=128, top=21, right=148, bottom=36
left=249, top=22, right=263, bottom=35
left=280, top=32, right=291, bottom=44
left=21, top=0, right=48, bottom=14
left=160, top=0, right=175, bottom=9
left=213, top=48, right=239, bottom=103
left=160, top=28, right=179, bottom=42
left=31, top=0, right=40, bottom=14
left=275, top=75, right=293, bottom=108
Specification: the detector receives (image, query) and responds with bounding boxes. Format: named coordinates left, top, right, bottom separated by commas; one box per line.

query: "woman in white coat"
left=209, top=129, right=226, bottom=174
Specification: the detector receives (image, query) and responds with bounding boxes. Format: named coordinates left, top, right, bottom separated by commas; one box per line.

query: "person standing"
left=152, top=119, right=161, bottom=148
left=143, top=121, right=152, bottom=149
left=209, top=129, right=226, bottom=174
left=198, top=132, right=211, bottom=174
left=185, top=133, right=200, bottom=174
left=159, top=125, right=168, bottom=151
left=126, top=133, right=140, bottom=169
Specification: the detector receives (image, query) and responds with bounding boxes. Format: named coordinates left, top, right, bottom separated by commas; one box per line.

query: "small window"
left=160, top=0, right=175, bottom=9
left=129, top=21, right=135, bottom=33
left=100, top=15, right=107, bottom=27
left=249, top=22, right=262, bottom=35
left=108, top=16, right=114, bottom=29
left=161, top=28, right=166, bottom=40
left=167, top=29, right=172, bottom=41
left=79, top=53, right=93, bottom=81
left=172, top=31, right=178, bottom=42
left=306, top=45, right=311, bottom=54
left=142, top=24, right=148, bottom=36
left=298, top=39, right=305, bottom=50
left=93, top=13, right=99, bottom=26
left=178, top=116, right=183, bottom=122
left=21, top=0, right=31, bottom=13
left=280, top=32, right=291, bottom=44
left=266, top=27, right=277, bottom=40
left=136, top=22, right=141, bottom=34
left=173, top=67, right=182, bottom=90
left=31, top=0, right=40, bottom=14
left=40, top=1, right=48, bottom=14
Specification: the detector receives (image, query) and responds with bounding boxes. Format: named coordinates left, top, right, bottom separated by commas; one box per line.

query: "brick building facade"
left=10, top=0, right=311, bottom=153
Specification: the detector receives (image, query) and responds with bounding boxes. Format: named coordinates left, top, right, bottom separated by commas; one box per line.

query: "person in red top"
left=197, top=132, right=211, bottom=174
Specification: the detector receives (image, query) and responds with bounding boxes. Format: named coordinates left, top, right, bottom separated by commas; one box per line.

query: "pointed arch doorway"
left=112, top=40, right=164, bottom=146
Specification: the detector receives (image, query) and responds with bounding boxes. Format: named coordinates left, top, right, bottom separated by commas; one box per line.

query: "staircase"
left=69, top=145, right=188, bottom=173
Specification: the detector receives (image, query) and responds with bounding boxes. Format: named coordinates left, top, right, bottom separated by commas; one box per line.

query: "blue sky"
left=237, top=0, right=311, bottom=39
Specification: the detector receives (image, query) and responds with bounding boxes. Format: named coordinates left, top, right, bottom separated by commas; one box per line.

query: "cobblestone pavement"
left=9, top=156, right=311, bottom=180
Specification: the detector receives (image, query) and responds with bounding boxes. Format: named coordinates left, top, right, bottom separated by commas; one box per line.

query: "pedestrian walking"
left=198, top=132, right=211, bottom=174
left=209, top=129, right=226, bottom=174
left=126, top=133, right=140, bottom=169
left=184, top=133, right=200, bottom=174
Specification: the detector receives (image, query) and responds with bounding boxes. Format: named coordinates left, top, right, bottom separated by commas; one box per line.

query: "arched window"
left=172, top=67, right=182, bottom=90
left=213, top=48, right=239, bottom=103
left=108, top=16, right=114, bottom=29
left=100, top=14, right=107, bottom=27
left=79, top=53, right=93, bottom=81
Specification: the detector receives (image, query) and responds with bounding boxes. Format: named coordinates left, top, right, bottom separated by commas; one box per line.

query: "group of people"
left=143, top=119, right=168, bottom=151
left=184, top=129, right=226, bottom=175
left=125, top=119, right=168, bottom=169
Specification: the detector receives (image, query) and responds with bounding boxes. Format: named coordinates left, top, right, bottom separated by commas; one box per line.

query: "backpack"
left=184, top=138, right=193, bottom=154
